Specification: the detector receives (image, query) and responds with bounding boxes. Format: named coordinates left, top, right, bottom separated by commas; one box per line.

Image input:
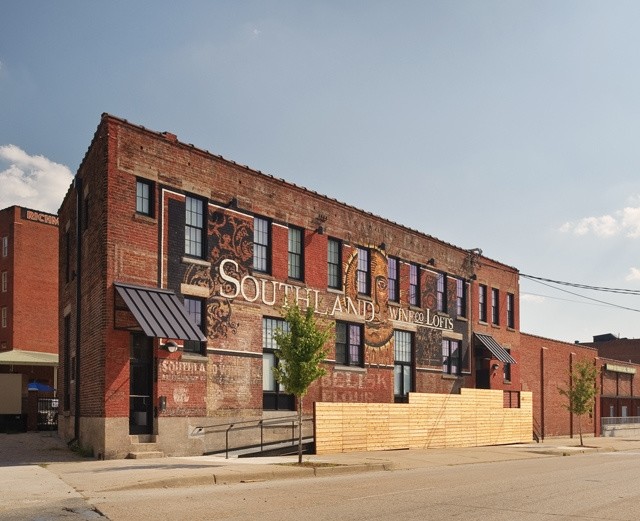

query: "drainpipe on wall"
left=74, top=176, right=83, bottom=440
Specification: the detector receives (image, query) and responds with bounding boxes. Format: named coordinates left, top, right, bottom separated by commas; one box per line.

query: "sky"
left=2, top=1, right=640, bottom=343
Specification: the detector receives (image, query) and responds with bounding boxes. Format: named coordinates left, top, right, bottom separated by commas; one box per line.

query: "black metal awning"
left=474, top=333, right=516, bottom=364
left=114, top=282, right=206, bottom=342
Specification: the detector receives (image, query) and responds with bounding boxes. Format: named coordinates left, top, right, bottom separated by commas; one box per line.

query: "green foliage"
left=559, top=359, right=598, bottom=416
left=272, top=304, right=330, bottom=398
left=558, top=359, right=598, bottom=446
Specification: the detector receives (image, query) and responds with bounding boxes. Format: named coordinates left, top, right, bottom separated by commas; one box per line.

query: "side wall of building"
left=520, top=333, right=599, bottom=438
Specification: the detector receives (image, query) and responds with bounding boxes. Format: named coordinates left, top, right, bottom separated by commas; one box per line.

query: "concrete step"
left=127, top=441, right=164, bottom=459
left=126, top=450, right=165, bottom=459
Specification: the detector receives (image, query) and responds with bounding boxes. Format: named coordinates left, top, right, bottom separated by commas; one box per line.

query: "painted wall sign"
left=217, top=258, right=454, bottom=332
left=218, top=258, right=375, bottom=321
left=159, top=360, right=207, bottom=382
left=22, top=209, right=59, bottom=226
left=605, top=363, right=637, bottom=375
left=388, top=305, right=454, bottom=331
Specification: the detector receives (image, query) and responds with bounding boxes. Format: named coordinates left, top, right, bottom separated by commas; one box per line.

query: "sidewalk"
left=3, top=431, right=640, bottom=519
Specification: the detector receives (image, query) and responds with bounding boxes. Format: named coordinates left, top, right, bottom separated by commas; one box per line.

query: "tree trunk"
left=578, top=415, right=583, bottom=446
left=297, top=396, right=303, bottom=464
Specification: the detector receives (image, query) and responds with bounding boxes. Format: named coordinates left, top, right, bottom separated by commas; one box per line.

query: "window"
left=409, top=264, right=420, bottom=306
left=503, top=349, right=512, bottom=381
left=253, top=217, right=271, bottom=273
left=136, top=179, right=154, bottom=216
left=327, top=238, right=342, bottom=289
left=479, top=284, right=487, bottom=322
left=183, top=297, right=205, bottom=354
left=185, top=196, right=204, bottom=258
left=263, top=318, right=294, bottom=410
left=1, top=236, right=7, bottom=257
left=442, top=339, right=461, bottom=375
left=456, top=278, right=466, bottom=318
left=388, top=257, right=399, bottom=302
left=507, top=293, right=515, bottom=329
left=491, top=288, right=500, bottom=325
left=357, top=247, right=370, bottom=295
left=394, top=330, right=413, bottom=402
left=436, top=272, right=447, bottom=312
left=1, top=307, right=6, bottom=328
left=335, top=322, right=363, bottom=366
left=1, top=271, right=6, bottom=292
left=288, top=226, right=304, bottom=280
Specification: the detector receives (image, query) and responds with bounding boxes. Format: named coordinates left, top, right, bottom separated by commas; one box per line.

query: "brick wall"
left=0, top=206, right=58, bottom=354
left=520, top=333, right=599, bottom=438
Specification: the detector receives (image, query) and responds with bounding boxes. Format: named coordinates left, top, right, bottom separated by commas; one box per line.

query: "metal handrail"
left=602, top=416, right=640, bottom=426
left=193, top=415, right=314, bottom=458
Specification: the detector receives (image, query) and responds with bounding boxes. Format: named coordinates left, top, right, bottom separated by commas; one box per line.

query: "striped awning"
left=475, top=333, right=516, bottom=364
left=114, top=282, right=206, bottom=342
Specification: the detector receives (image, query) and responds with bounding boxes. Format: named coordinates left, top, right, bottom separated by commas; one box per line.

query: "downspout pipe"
left=74, top=176, right=83, bottom=440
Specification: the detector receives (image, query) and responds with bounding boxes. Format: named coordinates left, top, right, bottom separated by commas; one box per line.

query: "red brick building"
left=58, top=114, right=522, bottom=458
left=584, top=334, right=640, bottom=418
left=0, top=205, right=59, bottom=392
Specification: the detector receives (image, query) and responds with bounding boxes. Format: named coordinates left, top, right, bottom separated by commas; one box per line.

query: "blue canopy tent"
left=27, top=381, right=55, bottom=392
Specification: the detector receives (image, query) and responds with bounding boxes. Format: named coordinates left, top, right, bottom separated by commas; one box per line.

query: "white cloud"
left=626, top=267, right=640, bottom=281
left=620, top=206, right=640, bottom=238
left=521, top=293, right=546, bottom=304
left=559, top=214, right=620, bottom=237
left=559, top=199, right=640, bottom=238
left=0, top=145, right=73, bottom=214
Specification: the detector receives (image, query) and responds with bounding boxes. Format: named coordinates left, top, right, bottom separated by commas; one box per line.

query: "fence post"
left=27, top=391, right=38, bottom=431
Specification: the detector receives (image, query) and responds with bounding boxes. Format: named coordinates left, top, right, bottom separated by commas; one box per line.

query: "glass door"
left=130, top=333, right=153, bottom=435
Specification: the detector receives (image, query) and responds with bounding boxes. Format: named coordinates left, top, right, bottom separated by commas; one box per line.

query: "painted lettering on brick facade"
left=388, top=306, right=454, bottom=331
left=160, top=360, right=207, bottom=382
left=218, top=258, right=375, bottom=322
left=23, top=209, right=59, bottom=226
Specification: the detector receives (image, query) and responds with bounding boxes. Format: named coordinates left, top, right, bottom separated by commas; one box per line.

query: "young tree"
left=273, top=304, right=331, bottom=463
left=558, top=359, right=598, bottom=446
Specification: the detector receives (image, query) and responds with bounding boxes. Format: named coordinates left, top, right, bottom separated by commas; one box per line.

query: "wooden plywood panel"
left=315, top=390, right=533, bottom=454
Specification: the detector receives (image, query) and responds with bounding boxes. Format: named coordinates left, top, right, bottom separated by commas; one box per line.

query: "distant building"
left=58, top=114, right=522, bottom=458
left=582, top=334, right=640, bottom=418
left=583, top=333, right=640, bottom=364
left=0, top=206, right=59, bottom=391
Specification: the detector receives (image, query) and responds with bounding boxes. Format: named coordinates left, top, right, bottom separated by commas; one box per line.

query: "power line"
left=521, top=273, right=640, bottom=295
left=520, top=274, right=640, bottom=313
left=521, top=292, right=614, bottom=308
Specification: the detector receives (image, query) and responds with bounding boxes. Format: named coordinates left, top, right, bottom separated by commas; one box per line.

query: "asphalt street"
left=2, top=432, right=640, bottom=520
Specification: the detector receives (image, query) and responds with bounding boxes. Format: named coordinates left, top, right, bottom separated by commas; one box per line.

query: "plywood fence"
left=314, top=388, right=532, bottom=454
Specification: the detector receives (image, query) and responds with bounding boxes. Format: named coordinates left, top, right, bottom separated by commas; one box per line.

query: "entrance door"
left=130, top=333, right=153, bottom=435
left=475, top=357, right=490, bottom=389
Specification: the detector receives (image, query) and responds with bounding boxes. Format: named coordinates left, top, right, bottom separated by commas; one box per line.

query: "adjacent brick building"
left=58, top=114, right=523, bottom=458
left=0, top=205, right=59, bottom=391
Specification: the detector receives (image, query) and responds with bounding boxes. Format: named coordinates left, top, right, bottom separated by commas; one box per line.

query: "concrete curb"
left=100, top=462, right=391, bottom=491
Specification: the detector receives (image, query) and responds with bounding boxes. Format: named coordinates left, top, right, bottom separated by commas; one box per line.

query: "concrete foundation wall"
left=602, top=423, right=640, bottom=437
